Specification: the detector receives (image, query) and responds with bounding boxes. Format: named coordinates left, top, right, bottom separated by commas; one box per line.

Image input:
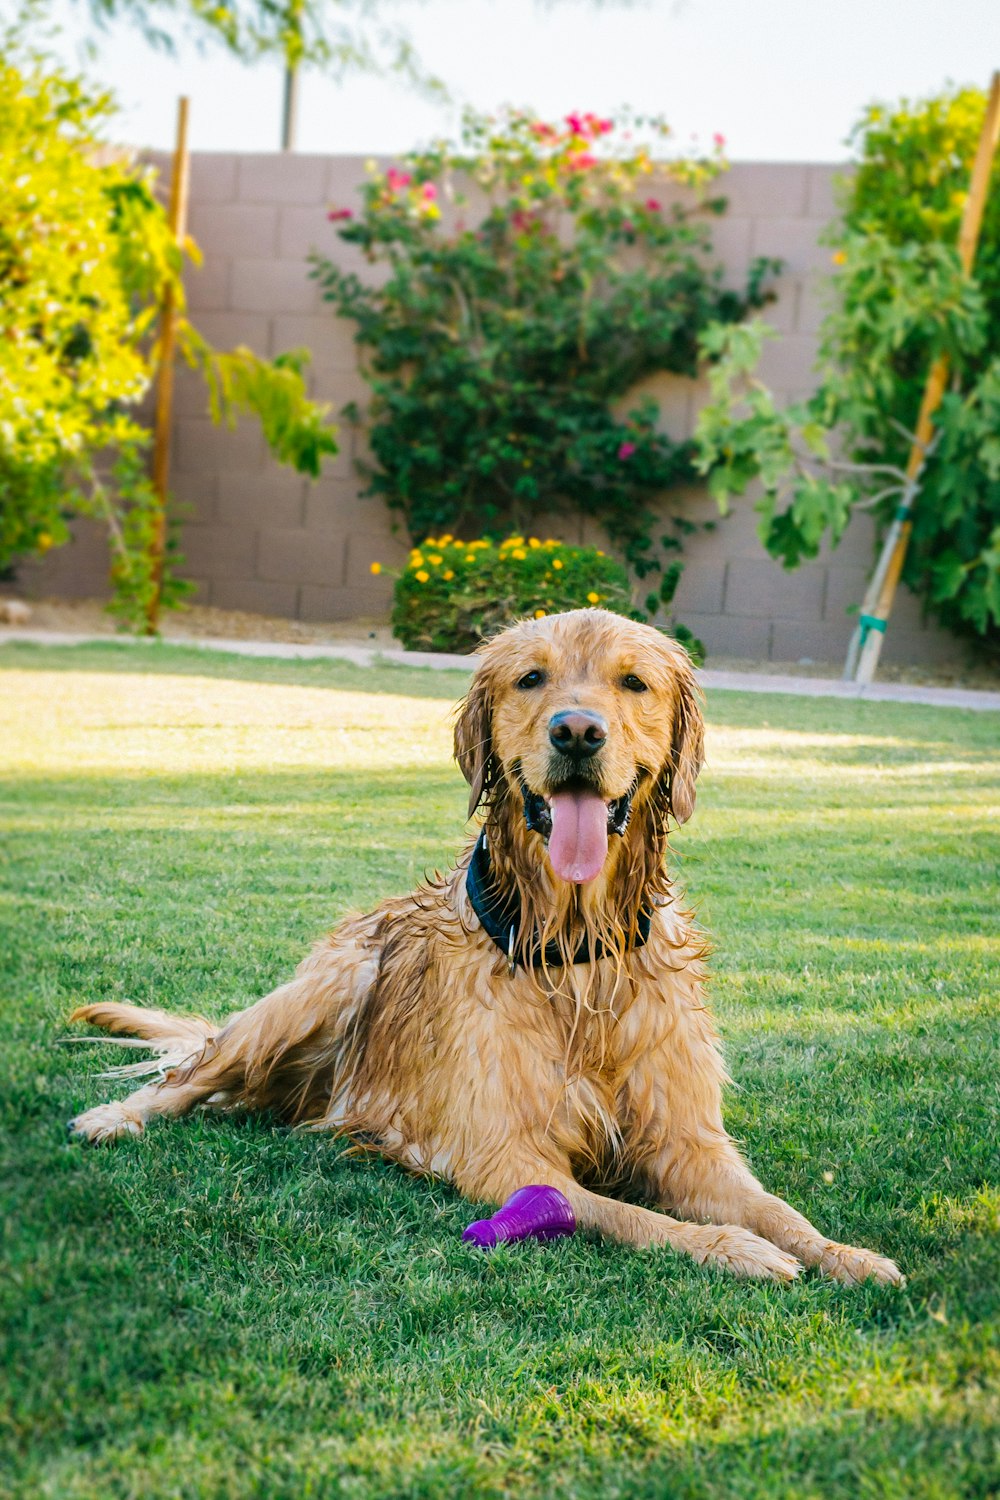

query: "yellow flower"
left=587, top=591, right=600, bottom=604
left=410, top=552, right=424, bottom=567
left=529, top=537, right=541, bottom=548
left=501, top=535, right=525, bottom=549
left=465, top=553, right=476, bottom=563
left=552, top=558, right=563, bottom=570
left=37, top=532, right=53, bottom=552
left=369, top=561, right=382, bottom=575
left=443, top=569, right=455, bottom=581
left=511, top=548, right=527, bottom=560
left=422, top=537, right=437, bottom=548
left=439, top=534, right=453, bottom=545
left=831, top=250, right=847, bottom=266
left=534, top=609, right=546, bottom=618
left=415, top=570, right=430, bottom=583
left=428, top=553, right=443, bottom=565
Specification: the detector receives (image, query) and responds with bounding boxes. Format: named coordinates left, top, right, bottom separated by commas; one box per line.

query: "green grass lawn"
left=1, top=640, right=998, bottom=1500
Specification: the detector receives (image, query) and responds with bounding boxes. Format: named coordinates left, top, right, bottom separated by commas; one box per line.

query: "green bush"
left=389, top=533, right=640, bottom=653
left=314, top=108, right=778, bottom=635
left=694, top=87, right=1000, bottom=651
left=0, top=21, right=336, bottom=630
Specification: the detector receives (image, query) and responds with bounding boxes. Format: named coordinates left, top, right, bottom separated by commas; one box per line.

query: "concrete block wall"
left=26, top=154, right=959, bottom=665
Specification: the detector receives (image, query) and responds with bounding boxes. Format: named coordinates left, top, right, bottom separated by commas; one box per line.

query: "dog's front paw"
left=819, top=1241, right=905, bottom=1287
left=67, top=1103, right=144, bottom=1145
left=695, top=1225, right=803, bottom=1282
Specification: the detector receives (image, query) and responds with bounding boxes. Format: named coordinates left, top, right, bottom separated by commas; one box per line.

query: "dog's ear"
left=454, top=665, right=496, bottom=818
left=663, top=652, right=704, bottom=825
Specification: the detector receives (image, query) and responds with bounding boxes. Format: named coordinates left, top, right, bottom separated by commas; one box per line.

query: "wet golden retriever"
left=67, top=608, right=902, bottom=1284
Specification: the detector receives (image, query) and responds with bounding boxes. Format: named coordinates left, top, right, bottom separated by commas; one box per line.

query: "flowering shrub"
left=388, top=534, right=638, bottom=653
left=314, top=108, right=778, bottom=632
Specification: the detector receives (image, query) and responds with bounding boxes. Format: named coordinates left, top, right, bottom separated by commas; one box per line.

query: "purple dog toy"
left=462, top=1185, right=576, bottom=1249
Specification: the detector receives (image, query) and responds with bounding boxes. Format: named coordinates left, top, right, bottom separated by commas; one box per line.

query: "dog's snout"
left=548, top=709, right=607, bottom=760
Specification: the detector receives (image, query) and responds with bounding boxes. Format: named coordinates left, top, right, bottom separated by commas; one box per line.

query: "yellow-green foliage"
left=0, top=29, right=336, bottom=629
left=0, top=52, right=172, bottom=566
left=847, top=89, right=1000, bottom=261
left=389, top=533, right=635, bottom=653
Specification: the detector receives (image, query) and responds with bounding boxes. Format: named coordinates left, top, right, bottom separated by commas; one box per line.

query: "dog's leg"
left=67, top=947, right=377, bottom=1145
left=459, top=1151, right=802, bottom=1281
left=68, top=1074, right=213, bottom=1145
left=645, top=1121, right=904, bottom=1287
left=624, top=991, right=904, bottom=1286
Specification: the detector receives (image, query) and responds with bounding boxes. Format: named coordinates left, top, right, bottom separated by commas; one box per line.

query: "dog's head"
left=455, top=609, right=704, bottom=886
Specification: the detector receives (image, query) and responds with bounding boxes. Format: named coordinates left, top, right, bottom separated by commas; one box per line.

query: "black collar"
left=466, top=829, right=652, bottom=971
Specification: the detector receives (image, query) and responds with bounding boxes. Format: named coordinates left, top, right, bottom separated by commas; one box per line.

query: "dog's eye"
left=517, top=669, right=546, bottom=690
left=621, top=674, right=648, bottom=693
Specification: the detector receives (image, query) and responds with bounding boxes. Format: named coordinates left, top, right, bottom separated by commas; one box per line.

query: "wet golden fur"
left=67, top=609, right=902, bottom=1284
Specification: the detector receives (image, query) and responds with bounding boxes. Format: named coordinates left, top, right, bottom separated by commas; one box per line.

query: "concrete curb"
left=2, top=628, right=999, bottom=712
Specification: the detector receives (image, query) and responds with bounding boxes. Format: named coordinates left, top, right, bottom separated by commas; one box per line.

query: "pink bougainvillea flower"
left=617, top=441, right=637, bottom=460
left=565, top=112, right=585, bottom=135
left=645, top=197, right=662, bottom=212
left=622, top=220, right=635, bottom=234
left=569, top=152, right=598, bottom=171
left=421, top=181, right=437, bottom=201
left=584, top=113, right=613, bottom=136
left=713, top=132, right=726, bottom=148
left=386, top=168, right=412, bottom=192
left=327, top=207, right=354, bottom=221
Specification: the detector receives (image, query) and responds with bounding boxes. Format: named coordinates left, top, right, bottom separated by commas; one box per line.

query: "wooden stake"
left=847, top=72, right=1000, bottom=683
left=281, top=62, right=300, bottom=151
left=145, top=95, right=191, bottom=636
left=281, top=1, right=303, bottom=151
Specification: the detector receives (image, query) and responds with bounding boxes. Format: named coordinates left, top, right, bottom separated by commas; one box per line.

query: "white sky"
left=39, top=0, right=1000, bottom=160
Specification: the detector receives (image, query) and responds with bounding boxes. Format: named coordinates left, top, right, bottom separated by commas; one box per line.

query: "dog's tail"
left=64, top=1003, right=217, bottom=1080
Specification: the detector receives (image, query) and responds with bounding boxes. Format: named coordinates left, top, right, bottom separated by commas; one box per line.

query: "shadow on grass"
left=0, top=639, right=472, bottom=701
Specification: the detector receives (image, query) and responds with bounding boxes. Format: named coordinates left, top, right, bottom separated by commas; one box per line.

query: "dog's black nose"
left=548, top=709, right=607, bottom=760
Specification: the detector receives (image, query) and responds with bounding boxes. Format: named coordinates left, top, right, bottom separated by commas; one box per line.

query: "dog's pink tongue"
left=547, top=790, right=609, bottom=884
